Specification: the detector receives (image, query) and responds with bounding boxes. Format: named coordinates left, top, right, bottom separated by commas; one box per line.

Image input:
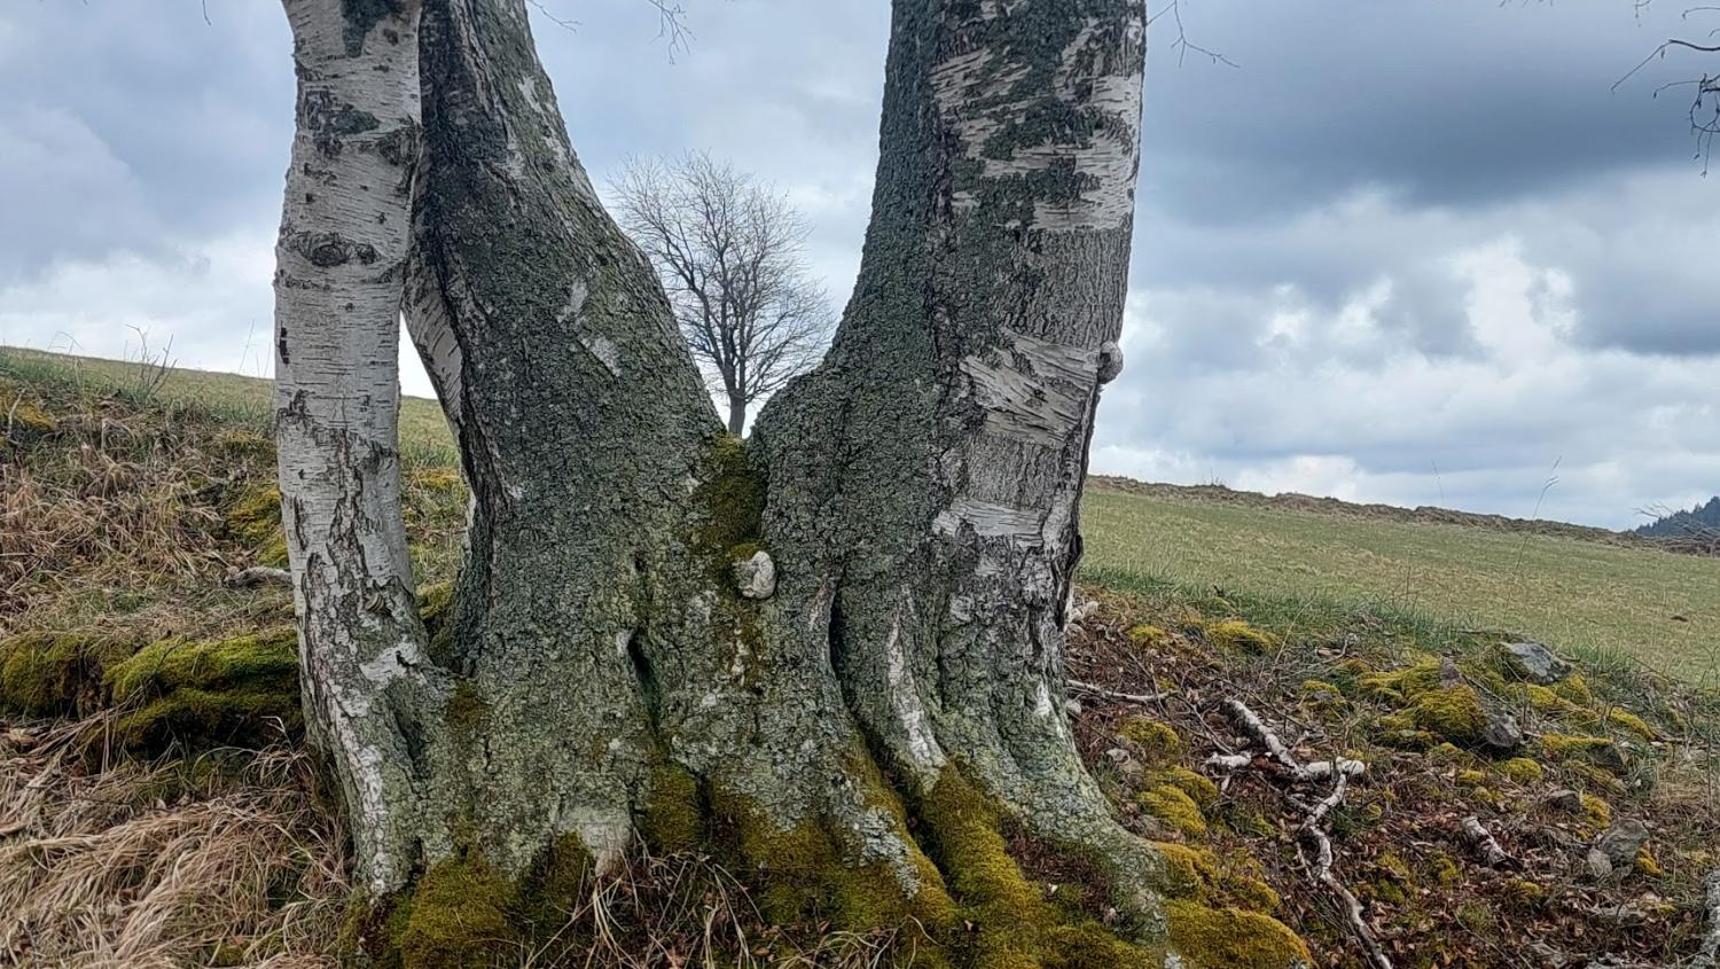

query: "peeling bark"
left=273, top=0, right=1281, bottom=963
left=753, top=0, right=1165, bottom=933
left=273, top=0, right=448, bottom=895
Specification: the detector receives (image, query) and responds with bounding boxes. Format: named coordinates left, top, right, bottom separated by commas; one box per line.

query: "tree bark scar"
left=341, top=0, right=407, bottom=57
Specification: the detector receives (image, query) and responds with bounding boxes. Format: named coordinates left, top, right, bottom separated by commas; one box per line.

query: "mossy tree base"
left=275, top=0, right=1306, bottom=966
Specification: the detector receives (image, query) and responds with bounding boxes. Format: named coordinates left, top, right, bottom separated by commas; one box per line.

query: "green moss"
left=1357, top=659, right=1443, bottom=702
left=638, top=762, right=704, bottom=854
left=1504, top=878, right=1545, bottom=903
left=0, top=631, right=135, bottom=717
left=692, top=434, right=766, bottom=567
left=225, top=483, right=288, bottom=567
left=1429, top=851, right=1462, bottom=886
left=709, top=779, right=952, bottom=933
left=1580, top=793, right=1612, bottom=827
left=8, top=399, right=58, bottom=436
left=918, top=767, right=1153, bottom=969
left=105, top=627, right=299, bottom=750
left=1605, top=708, right=1655, bottom=739
left=1166, top=899, right=1312, bottom=969
left=1381, top=685, right=1490, bottom=747
left=1152, top=842, right=1280, bottom=914
left=396, top=854, right=517, bottom=969
left=1635, top=847, right=1663, bottom=877
left=1148, top=767, right=1219, bottom=809
left=1539, top=733, right=1625, bottom=772
left=1456, top=769, right=1488, bottom=787
left=1425, top=742, right=1471, bottom=766
left=1202, top=619, right=1278, bottom=655
left=443, top=681, right=487, bottom=736
left=1116, top=716, right=1183, bottom=767
left=1139, top=784, right=1207, bottom=837
left=1126, top=624, right=1169, bottom=647
left=1500, top=758, right=1544, bottom=783
left=1553, top=674, right=1593, bottom=705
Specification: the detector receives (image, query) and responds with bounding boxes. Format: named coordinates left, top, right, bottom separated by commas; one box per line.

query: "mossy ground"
left=3, top=351, right=1718, bottom=968
left=1069, top=583, right=1720, bottom=969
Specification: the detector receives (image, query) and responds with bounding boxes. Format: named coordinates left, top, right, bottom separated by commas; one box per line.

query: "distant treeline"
left=1636, top=497, right=1720, bottom=539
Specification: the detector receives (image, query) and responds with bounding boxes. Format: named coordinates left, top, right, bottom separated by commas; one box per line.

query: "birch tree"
left=611, top=152, right=833, bottom=434
left=272, top=1, right=1307, bottom=965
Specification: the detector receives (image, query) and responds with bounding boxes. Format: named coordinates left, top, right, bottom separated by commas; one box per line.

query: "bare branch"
left=610, top=152, right=835, bottom=433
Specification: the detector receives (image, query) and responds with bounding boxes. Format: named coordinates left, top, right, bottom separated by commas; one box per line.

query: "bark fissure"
left=274, top=0, right=1310, bottom=965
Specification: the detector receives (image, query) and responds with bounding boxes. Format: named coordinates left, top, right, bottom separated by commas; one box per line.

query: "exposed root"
left=1295, top=771, right=1392, bottom=969
left=227, top=566, right=292, bottom=587
left=1459, top=816, right=1515, bottom=869
left=1214, top=699, right=1366, bottom=781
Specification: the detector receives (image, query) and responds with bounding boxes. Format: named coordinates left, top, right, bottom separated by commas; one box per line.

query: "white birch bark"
left=273, top=0, right=446, bottom=894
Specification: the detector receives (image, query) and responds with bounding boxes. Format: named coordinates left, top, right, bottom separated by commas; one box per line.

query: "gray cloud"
left=1, top=0, right=1718, bottom=527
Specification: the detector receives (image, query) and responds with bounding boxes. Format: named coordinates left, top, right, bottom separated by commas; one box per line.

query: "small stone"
left=1587, top=848, right=1615, bottom=880
left=1502, top=641, right=1572, bottom=685
left=732, top=550, right=776, bottom=600
left=1480, top=710, right=1525, bottom=753
left=1595, top=819, right=1650, bottom=868
left=1544, top=788, right=1584, bottom=813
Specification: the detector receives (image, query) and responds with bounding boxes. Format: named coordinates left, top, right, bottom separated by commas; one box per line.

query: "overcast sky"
left=2, top=1, right=1717, bottom=528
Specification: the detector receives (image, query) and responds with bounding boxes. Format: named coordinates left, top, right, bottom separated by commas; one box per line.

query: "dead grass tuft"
left=0, top=715, right=347, bottom=968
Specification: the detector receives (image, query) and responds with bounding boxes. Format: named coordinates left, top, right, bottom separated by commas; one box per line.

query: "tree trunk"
left=272, top=0, right=449, bottom=897
left=752, top=0, right=1156, bottom=924
left=726, top=392, right=747, bottom=436
left=279, top=0, right=1307, bottom=965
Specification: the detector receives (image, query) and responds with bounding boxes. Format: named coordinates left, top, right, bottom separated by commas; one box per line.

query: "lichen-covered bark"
left=272, top=0, right=449, bottom=896
left=752, top=0, right=1163, bottom=933
left=404, top=0, right=912, bottom=887
left=276, top=1, right=1305, bottom=965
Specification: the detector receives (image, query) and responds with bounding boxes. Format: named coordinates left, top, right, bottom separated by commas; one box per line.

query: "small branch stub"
left=1097, top=340, right=1124, bottom=384
left=733, top=549, right=776, bottom=599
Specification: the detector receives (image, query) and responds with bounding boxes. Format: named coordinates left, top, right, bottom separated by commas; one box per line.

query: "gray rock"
left=1502, top=641, right=1572, bottom=685
left=1543, top=788, right=1584, bottom=813
left=1480, top=709, right=1525, bottom=752
left=732, top=550, right=776, bottom=600
left=1595, top=819, right=1650, bottom=868
left=1587, top=848, right=1615, bottom=880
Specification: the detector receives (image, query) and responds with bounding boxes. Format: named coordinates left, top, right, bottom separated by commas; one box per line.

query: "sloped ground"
left=2, top=357, right=1717, bottom=968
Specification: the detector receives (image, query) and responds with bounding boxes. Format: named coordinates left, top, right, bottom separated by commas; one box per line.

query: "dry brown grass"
left=0, top=716, right=347, bottom=968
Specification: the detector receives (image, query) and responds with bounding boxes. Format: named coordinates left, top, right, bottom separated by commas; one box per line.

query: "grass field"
left=6, top=345, right=1716, bottom=682
left=1083, top=487, right=1720, bottom=682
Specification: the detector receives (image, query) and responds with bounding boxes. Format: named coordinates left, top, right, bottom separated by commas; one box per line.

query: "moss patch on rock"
left=1117, top=716, right=1184, bottom=767
left=1203, top=619, right=1278, bottom=655
left=1166, top=899, right=1312, bottom=969
left=0, top=631, right=137, bottom=717
left=106, top=627, right=300, bottom=751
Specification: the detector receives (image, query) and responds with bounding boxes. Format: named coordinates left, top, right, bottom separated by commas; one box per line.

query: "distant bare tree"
left=611, top=152, right=833, bottom=434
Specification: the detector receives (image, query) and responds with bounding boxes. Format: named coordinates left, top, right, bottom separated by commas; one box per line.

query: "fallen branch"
left=1218, top=699, right=1365, bottom=781
left=1460, top=816, right=1514, bottom=869
left=1066, top=680, right=1168, bottom=705
left=1297, top=771, right=1393, bottom=969
left=1695, top=870, right=1720, bottom=969
left=1216, top=698, right=1390, bottom=969
left=226, top=566, right=292, bottom=588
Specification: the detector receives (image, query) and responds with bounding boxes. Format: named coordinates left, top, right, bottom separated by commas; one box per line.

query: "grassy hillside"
left=2, top=345, right=1717, bottom=968
left=1083, top=486, right=1720, bottom=683
left=5, top=345, right=1715, bottom=684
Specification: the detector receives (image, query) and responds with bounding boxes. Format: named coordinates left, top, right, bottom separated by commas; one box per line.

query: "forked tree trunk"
left=278, top=0, right=1305, bottom=965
